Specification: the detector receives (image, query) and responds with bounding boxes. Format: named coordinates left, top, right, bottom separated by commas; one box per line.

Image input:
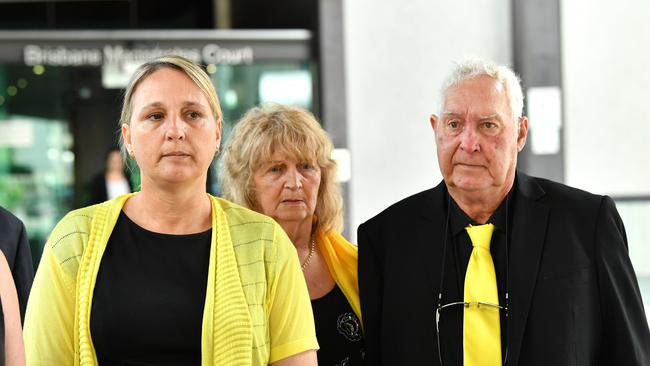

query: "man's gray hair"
left=439, top=58, right=524, bottom=120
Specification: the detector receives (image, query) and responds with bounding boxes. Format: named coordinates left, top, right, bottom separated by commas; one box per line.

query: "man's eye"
left=483, top=122, right=496, bottom=129
left=448, top=121, right=459, bottom=128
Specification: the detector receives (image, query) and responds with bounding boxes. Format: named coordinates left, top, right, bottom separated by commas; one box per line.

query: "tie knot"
left=465, top=223, right=495, bottom=250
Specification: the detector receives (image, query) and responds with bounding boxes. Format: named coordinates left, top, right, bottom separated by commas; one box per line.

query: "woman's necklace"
left=301, top=239, right=316, bottom=271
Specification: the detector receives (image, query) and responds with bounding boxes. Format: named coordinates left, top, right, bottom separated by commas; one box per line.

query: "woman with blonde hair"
left=23, top=56, right=318, bottom=366
left=221, top=104, right=364, bottom=364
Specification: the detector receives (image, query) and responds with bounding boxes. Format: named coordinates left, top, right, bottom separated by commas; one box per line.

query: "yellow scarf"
left=316, top=230, right=362, bottom=323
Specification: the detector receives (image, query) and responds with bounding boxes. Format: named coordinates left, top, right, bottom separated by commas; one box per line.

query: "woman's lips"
left=162, top=151, right=190, bottom=158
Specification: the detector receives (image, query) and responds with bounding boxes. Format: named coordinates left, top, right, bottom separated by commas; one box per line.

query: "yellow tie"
left=464, top=223, right=501, bottom=366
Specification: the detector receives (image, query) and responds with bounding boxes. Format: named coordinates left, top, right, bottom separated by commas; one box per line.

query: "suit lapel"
left=417, top=182, right=449, bottom=296
left=507, top=173, right=549, bottom=366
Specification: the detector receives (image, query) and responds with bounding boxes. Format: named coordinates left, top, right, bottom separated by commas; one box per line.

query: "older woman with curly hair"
left=221, top=104, right=364, bottom=365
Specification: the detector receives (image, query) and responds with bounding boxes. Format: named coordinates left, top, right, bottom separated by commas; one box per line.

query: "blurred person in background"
left=0, top=250, right=26, bottom=366
left=0, top=206, right=33, bottom=322
left=358, top=58, right=650, bottom=365
left=23, top=56, right=318, bottom=366
left=88, top=148, right=133, bottom=204
left=221, top=104, right=364, bottom=365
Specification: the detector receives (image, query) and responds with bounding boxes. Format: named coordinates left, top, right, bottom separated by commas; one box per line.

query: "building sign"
left=0, top=30, right=311, bottom=68
left=21, top=43, right=256, bottom=88
left=23, top=44, right=254, bottom=67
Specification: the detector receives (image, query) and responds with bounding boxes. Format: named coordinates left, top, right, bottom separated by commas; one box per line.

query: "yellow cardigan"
left=316, top=230, right=362, bottom=323
left=24, top=194, right=318, bottom=365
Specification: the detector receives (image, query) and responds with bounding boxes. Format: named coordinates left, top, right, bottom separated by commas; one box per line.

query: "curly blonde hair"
left=220, top=104, right=343, bottom=234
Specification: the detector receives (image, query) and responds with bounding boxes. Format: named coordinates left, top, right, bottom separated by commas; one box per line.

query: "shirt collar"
left=446, top=181, right=517, bottom=236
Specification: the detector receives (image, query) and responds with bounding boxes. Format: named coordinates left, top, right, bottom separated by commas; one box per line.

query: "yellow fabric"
left=315, top=230, right=362, bottom=322
left=464, top=223, right=501, bottom=366
left=23, top=193, right=318, bottom=366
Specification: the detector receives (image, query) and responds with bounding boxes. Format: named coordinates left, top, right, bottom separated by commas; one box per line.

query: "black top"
left=0, top=205, right=34, bottom=322
left=436, top=187, right=515, bottom=366
left=90, top=211, right=211, bottom=366
left=311, top=284, right=365, bottom=365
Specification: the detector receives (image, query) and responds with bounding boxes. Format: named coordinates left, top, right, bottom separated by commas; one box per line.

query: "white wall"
left=343, top=0, right=513, bottom=239
left=562, top=0, right=650, bottom=196
left=561, top=0, right=650, bottom=310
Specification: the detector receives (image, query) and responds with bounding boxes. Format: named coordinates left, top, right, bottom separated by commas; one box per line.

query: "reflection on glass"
left=259, top=70, right=312, bottom=109
left=0, top=116, right=74, bottom=267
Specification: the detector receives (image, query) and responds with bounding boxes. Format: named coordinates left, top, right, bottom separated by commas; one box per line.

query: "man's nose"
left=459, top=126, right=480, bottom=152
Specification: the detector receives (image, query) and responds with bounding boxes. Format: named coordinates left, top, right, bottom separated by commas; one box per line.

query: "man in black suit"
left=358, top=58, right=650, bottom=365
left=0, top=206, right=34, bottom=321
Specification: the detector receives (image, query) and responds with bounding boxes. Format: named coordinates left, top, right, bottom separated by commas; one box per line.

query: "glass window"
left=0, top=34, right=316, bottom=267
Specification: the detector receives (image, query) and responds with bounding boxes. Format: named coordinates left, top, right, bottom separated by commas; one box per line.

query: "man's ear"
left=517, top=116, right=529, bottom=152
left=430, top=114, right=439, bottom=133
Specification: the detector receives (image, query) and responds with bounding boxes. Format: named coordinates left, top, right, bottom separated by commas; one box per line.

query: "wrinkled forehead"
left=442, top=76, right=510, bottom=115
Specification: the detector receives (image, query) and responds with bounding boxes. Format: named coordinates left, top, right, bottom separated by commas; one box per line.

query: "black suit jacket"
left=358, top=172, right=650, bottom=365
left=0, top=206, right=34, bottom=322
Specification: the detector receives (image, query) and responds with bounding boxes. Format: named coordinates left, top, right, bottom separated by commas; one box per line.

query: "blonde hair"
left=118, top=55, right=222, bottom=160
left=220, top=104, right=343, bottom=234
